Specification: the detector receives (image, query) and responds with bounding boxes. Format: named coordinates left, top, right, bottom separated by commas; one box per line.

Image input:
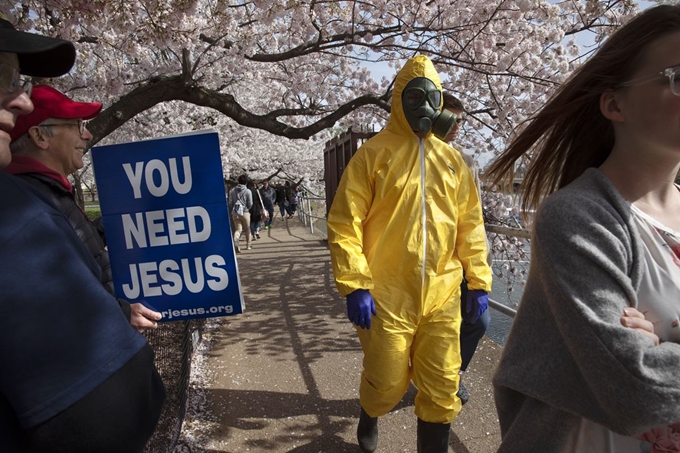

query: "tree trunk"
left=71, top=173, right=85, bottom=209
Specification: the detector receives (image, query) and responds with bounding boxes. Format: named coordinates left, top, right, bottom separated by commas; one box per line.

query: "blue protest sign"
left=91, top=130, right=244, bottom=321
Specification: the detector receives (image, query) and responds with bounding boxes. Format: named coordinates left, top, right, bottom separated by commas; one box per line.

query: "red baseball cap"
left=10, top=85, right=102, bottom=141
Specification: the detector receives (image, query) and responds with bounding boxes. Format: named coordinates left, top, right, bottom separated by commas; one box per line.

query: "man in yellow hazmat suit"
left=327, top=55, right=492, bottom=453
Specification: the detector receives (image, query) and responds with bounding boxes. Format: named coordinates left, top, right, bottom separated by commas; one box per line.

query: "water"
left=486, top=308, right=514, bottom=346
left=485, top=248, right=530, bottom=345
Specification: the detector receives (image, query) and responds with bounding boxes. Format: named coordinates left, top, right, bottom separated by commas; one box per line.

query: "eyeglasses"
left=620, top=64, right=680, bottom=96
left=403, top=87, right=442, bottom=110
left=40, top=119, right=88, bottom=136
left=0, top=62, right=33, bottom=97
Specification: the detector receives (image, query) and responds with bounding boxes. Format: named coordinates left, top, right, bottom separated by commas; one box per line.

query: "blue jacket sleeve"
left=0, top=174, right=149, bottom=430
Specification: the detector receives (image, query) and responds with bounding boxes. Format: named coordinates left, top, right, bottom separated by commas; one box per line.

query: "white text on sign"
left=122, top=207, right=211, bottom=249
left=117, top=155, right=230, bottom=299
left=121, top=255, right=229, bottom=299
left=123, top=157, right=192, bottom=199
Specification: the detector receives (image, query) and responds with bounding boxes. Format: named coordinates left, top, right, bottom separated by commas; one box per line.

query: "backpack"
left=232, top=200, right=244, bottom=216
left=231, top=185, right=248, bottom=216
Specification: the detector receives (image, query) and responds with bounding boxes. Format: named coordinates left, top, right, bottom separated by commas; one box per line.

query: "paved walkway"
left=178, top=216, right=503, bottom=452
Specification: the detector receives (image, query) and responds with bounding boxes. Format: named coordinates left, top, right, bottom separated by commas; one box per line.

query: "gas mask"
left=401, top=77, right=456, bottom=140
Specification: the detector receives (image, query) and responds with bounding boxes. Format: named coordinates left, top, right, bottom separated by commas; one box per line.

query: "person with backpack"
left=228, top=174, right=253, bottom=253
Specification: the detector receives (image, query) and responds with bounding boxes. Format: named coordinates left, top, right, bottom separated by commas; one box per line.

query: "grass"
left=84, top=206, right=101, bottom=221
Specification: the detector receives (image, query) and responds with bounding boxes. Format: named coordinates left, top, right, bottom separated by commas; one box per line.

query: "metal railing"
left=297, top=194, right=328, bottom=237
left=486, top=224, right=531, bottom=239
left=488, top=298, right=517, bottom=318
left=82, top=208, right=205, bottom=453
left=142, top=319, right=205, bottom=453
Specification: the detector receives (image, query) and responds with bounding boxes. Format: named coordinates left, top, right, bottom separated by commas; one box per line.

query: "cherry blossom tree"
left=7, top=0, right=640, bottom=183
left=9, top=0, right=649, bottom=300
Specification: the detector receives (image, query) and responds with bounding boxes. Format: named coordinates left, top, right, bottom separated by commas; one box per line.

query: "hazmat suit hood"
left=387, top=55, right=449, bottom=139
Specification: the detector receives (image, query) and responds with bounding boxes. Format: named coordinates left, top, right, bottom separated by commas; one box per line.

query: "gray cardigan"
left=493, top=168, right=680, bottom=452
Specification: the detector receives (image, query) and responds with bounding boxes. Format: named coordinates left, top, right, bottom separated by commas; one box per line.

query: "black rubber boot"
left=357, top=407, right=378, bottom=453
left=417, top=418, right=452, bottom=453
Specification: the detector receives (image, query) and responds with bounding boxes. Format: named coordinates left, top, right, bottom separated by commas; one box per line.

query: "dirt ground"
left=175, top=215, right=503, bottom=453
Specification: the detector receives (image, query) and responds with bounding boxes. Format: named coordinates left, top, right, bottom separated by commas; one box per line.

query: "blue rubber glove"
left=464, top=289, right=489, bottom=325
left=346, top=289, right=377, bottom=329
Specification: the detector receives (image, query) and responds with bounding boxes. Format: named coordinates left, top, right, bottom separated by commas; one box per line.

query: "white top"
left=563, top=203, right=680, bottom=453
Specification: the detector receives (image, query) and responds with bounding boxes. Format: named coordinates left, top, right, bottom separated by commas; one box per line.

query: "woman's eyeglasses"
left=620, top=64, right=680, bottom=96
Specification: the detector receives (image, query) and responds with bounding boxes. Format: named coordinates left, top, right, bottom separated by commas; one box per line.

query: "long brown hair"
left=485, top=4, right=680, bottom=214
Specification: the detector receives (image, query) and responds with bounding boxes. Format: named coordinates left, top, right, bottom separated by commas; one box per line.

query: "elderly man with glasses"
left=7, top=84, right=163, bottom=334
left=0, top=15, right=165, bottom=453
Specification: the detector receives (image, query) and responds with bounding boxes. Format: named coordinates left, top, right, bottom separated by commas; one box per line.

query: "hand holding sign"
left=129, top=303, right=162, bottom=333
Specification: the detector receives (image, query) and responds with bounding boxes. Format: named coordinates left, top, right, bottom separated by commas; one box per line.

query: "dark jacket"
left=5, top=158, right=132, bottom=321
left=285, top=185, right=294, bottom=203
left=260, top=186, right=276, bottom=209
left=16, top=173, right=114, bottom=293
left=249, top=186, right=262, bottom=219
left=275, top=186, right=286, bottom=204
left=0, top=172, right=165, bottom=451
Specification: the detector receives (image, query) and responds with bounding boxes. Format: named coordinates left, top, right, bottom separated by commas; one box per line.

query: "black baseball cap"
left=0, top=14, right=75, bottom=77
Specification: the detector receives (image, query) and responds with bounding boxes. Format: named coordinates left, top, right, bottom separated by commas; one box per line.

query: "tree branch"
left=86, top=76, right=390, bottom=147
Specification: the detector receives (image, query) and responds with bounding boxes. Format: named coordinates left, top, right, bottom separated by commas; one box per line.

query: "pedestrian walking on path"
left=442, top=92, right=494, bottom=406
left=229, top=174, right=253, bottom=252
left=176, top=216, right=503, bottom=452
left=327, top=55, right=492, bottom=453
left=247, top=180, right=262, bottom=242
left=259, top=179, right=276, bottom=229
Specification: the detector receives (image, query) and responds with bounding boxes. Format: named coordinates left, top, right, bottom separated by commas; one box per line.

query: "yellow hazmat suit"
left=327, top=55, right=492, bottom=424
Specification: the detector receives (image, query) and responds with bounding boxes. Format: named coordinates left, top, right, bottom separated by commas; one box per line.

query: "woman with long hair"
left=486, top=5, right=680, bottom=451
left=247, top=180, right=262, bottom=243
